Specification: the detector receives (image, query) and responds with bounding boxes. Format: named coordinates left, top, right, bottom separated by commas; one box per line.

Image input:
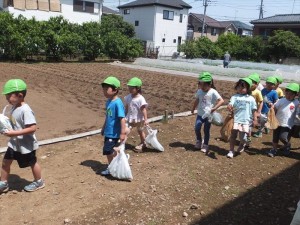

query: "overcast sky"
left=104, top=0, right=300, bottom=24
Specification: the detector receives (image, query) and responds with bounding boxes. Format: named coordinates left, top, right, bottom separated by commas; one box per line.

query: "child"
left=274, top=75, right=284, bottom=99
left=124, top=77, right=148, bottom=152
left=0, top=79, right=44, bottom=193
left=100, top=76, right=127, bottom=176
left=253, top=76, right=279, bottom=138
left=246, top=73, right=263, bottom=146
left=191, top=72, right=224, bottom=153
left=268, top=83, right=299, bottom=157
left=227, top=78, right=257, bottom=158
left=288, top=97, right=300, bottom=145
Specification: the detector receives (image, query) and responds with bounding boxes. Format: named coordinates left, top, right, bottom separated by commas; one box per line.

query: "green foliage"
left=215, top=33, right=242, bottom=55
left=235, top=36, right=265, bottom=62
left=81, top=22, right=102, bottom=60
left=101, top=14, right=135, bottom=38
left=266, top=30, right=300, bottom=62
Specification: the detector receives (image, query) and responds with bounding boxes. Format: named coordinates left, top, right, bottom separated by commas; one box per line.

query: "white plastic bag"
left=108, top=143, right=133, bottom=180
left=202, top=106, right=212, bottom=122
left=211, top=112, right=223, bottom=126
left=145, top=126, right=164, bottom=152
left=0, top=114, right=12, bottom=133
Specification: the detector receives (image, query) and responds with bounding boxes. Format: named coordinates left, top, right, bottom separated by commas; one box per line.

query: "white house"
left=0, top=0, right=103, bottom=24
left=118, top=0, right=192, bottom=57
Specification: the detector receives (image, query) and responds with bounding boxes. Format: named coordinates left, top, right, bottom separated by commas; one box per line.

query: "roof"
left=118, top=0, right=192, bottom=9
left=251, top=14, right=300, bottom=24
left=102, top=6, right=119, bottom=15
left=189, top=13, right=223, bottom=28
left=221, top=20, right=253, bottom=30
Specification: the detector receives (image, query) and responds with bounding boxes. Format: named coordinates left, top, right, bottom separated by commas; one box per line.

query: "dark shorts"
left=103, top=137, right=119, bottom=155
left=4, top=147, right=37, bottom=168
left=273, top=126, right=290, bottom=144
left=289, top=125, right=300, bottom=138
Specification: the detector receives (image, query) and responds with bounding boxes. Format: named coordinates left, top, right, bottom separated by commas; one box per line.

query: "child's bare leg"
left=138, top=128, right=146, bottom=144
left=107, top=151, right=117, bottom=164
left=1, top=159, right=13, bottom=181
left=31, top=162, right=42, bottom=181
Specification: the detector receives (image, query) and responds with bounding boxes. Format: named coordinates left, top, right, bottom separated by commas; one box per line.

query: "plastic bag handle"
left=2, top=105, right=9, bottom=115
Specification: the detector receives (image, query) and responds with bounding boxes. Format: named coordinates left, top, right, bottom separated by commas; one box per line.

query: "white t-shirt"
left=124, top=94, right=148, bottom=123
left=195, top=88, right=222, bottom=116
left=274, top=98, right=299, bottom=128
left=8, top=103, right=39, bottom=154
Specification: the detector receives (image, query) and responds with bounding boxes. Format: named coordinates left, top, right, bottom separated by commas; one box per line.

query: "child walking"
left=268, top=83, right=299, bottom=157
left=191, top=72, right=224, bottom=153
left=100, top=76, right=127, bottom=176
left=253, top=76, right=279, bottom=138
left=227, top=78, right=257, bottom=158
left=274, top=75, right=284, bottom=99
left=0, top=79, right=44, bottom=193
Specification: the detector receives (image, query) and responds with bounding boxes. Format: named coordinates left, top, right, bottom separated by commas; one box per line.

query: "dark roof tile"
left=118, top=0, right=192, bottom=9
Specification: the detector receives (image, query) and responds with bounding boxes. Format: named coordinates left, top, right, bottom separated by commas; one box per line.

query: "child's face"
left=237, top=82, right=248, bottom=94
left=265, top=82, right=275, bottom=90
left=285, top=89, right=296, bottom=101
left=251, top=82, right=258, bottom=91
left=102, top=86, right=117, bottom=99
left=128, top=86, right=139, bottom=95
left=5, top=93, right=22, bottom=106
left=198, top=82, right=210, bottom=92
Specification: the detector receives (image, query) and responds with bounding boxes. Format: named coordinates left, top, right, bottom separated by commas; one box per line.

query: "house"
left=118, top=0, right=192, bottom=57
left=102, top=5, right=119, bottom=16
left=188, top=13, right=252, bottom=42
left=251, top=14, right=300, bottom=38
left=0, top=0, right=103, bottom=24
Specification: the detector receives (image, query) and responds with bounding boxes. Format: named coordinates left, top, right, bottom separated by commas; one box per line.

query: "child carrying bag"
left=145, top=125, right=164, bottom=152
left=108, top=143, right=133, bottom=180
left=265, top=108, right=279, bottom=130
left=0, top=105, right=12, bottom=133
left=220, top=113, right=233, bottom=142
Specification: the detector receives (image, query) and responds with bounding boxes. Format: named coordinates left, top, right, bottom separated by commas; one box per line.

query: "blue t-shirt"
left=261, top=88, right=278, bottom=114
left=104, top=98, right=125, bottom=138
left=229, top=94, right=257, bottom=125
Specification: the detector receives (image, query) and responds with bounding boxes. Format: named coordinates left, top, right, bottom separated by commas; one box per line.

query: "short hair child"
left=99, top=76, right=126, bottom=176
left=0, top=79, right=44, bottom=193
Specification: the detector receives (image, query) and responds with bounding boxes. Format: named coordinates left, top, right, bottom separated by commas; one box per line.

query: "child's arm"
left=257, top=101, right=263, bottom=115
left=252, top=109, right=258, bottom=127
left=141, top=105, right=148, bottom=125
left=101, top=119, right=106, bottom=136
left=211, top=97, right=224, bottom=113
left=4, top=124, right=36, bottom=137
left=119, top=117, right=126, bottom=142
left=191, top=99, right=199, bottom=114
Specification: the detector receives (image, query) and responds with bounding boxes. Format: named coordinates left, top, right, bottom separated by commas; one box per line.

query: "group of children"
left=0, top=71, right=299, bottom=193
left=192, top=72, right=300, bottom=159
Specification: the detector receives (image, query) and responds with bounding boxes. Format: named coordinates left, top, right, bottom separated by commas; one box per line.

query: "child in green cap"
left=0, top=79, right=44, bottom=193
left=191, top=72, right=224, bottom=153
left=124, top=77, right=148, bottom=152
left=99, top=76, right=127, bottom=176
left=226, top=78, right=257, bottom=158
left=274, top=75, right=284, bottom=99
left=268, top=83, right=299, bottom=157
left=253, top=76, right=279, bottom=138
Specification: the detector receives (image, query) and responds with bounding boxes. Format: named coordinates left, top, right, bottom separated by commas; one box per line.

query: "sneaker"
left=237, top=143, right=246, bottom=153
left=268, top=149, right=277, bottom=157
left=24, top=179, right=45, bottom=192
left=194, top=141, right=202, bottom=150
left=283, top=145, right=291, bottom=156
left=253, top=131, right=262, bottom=138
left=100, top=168, right=110, bottom=176
left=200, top=144, right=208, bottom=153
left=134, top=143, right=146, bottom=152
left=227, top=151, right=234, bottom=159
left=264, top=127, right=270, bottom=134
left=0, top=181, right=9, bottom=193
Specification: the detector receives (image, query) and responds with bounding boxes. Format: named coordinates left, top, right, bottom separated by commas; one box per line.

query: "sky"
left=103, top=0, right=300, bottom=25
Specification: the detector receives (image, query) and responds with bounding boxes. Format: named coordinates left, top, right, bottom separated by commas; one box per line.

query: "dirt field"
left=0, top=62, right=299, bottom=225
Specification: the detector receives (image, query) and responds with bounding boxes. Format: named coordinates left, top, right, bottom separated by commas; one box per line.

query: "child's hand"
left=3, top=130, right=17, bottom=137
left=119, top=133, right=126, bottom=142
left=227, top=105, right=233, bottom=112
left=144, top=120, right=149, bottom=126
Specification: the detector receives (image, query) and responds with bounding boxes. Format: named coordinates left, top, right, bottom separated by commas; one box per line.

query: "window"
left=135, top=21, right=139, bottom=26
left=211, top=28, right=217, bottom=36
left=163, top=10, right=174, bottom=20
left=73, top=0, right=94, bottom=13
left=124, top=9, right=130, bottom=14
left=173, top=39, right=176, bottom=43
left=162, top=38, right=165, bottom=42
left=179, top=14, right=183, bottom=23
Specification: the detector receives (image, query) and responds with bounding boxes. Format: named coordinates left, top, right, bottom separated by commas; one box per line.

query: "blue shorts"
left=4, top=147, right=37, bottom=168
left=103, top=137, right=119, bottom=155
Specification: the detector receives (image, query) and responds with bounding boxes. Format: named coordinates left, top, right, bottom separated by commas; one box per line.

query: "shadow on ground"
left=191, top=161, right=300, bottom=225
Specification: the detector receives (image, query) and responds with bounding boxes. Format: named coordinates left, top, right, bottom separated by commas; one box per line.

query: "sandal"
left=134, top=143, right=146, bottom=152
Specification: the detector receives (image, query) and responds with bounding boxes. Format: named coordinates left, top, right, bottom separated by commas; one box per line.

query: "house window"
left=162, top=38, right=165, bottom=42
left=173, top=39, right=176, bottom=43
left=73, top=0, right=94, bottom=13
left=211, top=28, right=217, bottom=36
left=198, top=26, right=207, bottom=33
left=163, top=10, right=174, bottom=20
left=135, top=21, right=139, bottom=26
left=179, top=14, right=183, bottom=23
left=124, top=9, right=130, bottom=14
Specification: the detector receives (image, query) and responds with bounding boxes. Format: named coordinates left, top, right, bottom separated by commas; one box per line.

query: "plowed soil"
left=0, top=62, right=299, bottom=225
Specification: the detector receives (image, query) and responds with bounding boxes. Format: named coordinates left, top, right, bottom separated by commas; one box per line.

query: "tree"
left=216, top=33, right=242, bottom=58
left=235, top=36, right=265, bottom=62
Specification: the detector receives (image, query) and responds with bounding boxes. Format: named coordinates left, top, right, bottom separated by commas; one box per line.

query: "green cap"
left=2, top=79, right=27, bottom=95
left=127, top=77, right=142, bottom=87
left=274, top=75, right=283, bottom=84
left=240, top=77, right=253, bottom=87
left=101, top=76, right=120, bottom=88
left=199, top=72, right=212, bottom=82
left=266, top=76, right=277, bottom=85
left=286, top=83, right=300, bottom=92
left=248, top=73, right=260, bottom=83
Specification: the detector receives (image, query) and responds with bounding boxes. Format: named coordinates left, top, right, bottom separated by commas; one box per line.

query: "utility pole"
left=259, top=0, right=264, bottom=19
left=201, top=0, right=208, bottom=37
